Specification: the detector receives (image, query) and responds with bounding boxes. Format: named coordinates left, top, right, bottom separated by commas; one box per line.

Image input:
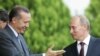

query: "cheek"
left=77, top=28, right=84, bottom=35
left=74, top=28, right=82, bottom=34
left=0, top=24, right=2, bottom=28
left=74, top=28, right=80, bottom=33
left=19, top=21, right=25, bottom=27
left=17, top=22, right=24, bottom=30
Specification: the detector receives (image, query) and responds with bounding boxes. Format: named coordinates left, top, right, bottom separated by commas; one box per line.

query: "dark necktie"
left=79, top=42, right=85, bottom=56
left=17, top=35, right=25, bottom=51
left=17, top=34, right=29, bottom=56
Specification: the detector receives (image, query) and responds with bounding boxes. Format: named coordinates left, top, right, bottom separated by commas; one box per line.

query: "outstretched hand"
left=46, top=45, right=65, bottom=56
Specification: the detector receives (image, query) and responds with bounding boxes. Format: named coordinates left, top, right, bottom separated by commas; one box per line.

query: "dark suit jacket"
left=63, top=36, right=100, bottom=56
left=0, top=25, right=42, bottom=56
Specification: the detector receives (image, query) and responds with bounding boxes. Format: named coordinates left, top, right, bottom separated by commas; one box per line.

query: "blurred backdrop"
left=0, top=0, right=100, bottom=53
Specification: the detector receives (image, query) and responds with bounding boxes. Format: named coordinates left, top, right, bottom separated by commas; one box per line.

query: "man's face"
left=13, top=11, right=31, bottom=33
left=70, top=17, right=85, bottom=40
left=0, top=21, right=7, bottom=29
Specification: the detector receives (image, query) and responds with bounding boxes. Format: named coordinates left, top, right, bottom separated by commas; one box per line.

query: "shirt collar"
left=8, top=24, right=18, bottom=37
left=77, top=34, right=91, bottom=45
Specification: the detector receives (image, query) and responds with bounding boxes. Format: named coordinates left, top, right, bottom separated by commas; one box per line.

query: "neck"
left=79, top=31, right=89, bottom=42
left=9, top=23, right=19, bottom=33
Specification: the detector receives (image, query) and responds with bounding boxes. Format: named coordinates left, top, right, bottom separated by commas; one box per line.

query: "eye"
left=71, top=26, right=76, bottom=29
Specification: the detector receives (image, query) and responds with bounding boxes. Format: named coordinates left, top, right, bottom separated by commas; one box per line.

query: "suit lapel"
left=72, top=42, right=78, bottom=56
left=4, top=25, right=25, bottom=56
left=86, top=37, right=96, bottom=56
left=19, top=34, right=29, bottom=56
left=13, top=36, right=25, bottom=56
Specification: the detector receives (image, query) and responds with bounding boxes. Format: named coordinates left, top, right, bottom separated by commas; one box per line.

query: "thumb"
left=48, top=45, right=54, bottom=51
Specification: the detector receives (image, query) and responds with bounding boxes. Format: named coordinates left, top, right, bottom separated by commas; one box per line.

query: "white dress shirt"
left=77, top=34, right=90, bottom=56
left=8, top=24, right=18, bottom=37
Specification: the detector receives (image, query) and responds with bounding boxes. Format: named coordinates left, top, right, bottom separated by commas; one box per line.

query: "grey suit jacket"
left=0, top=25, right=42, bottom=56
left=63, top=36, right=100, bottom=56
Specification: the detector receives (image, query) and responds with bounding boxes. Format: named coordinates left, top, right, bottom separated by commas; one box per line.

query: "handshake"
left=45, top=46, right=65, bottom=56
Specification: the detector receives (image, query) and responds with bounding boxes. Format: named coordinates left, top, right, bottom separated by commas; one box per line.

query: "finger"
left=48, top=45, right=54, bottom=50
left=55, top=50, right=66, bottom=54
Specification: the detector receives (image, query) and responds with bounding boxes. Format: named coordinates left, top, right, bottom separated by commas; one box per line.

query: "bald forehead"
left=70, top=16, right=90, bottom=30
left=70, top=16, right=81, bottom=24
left=70, top=16, right=88, bottom=24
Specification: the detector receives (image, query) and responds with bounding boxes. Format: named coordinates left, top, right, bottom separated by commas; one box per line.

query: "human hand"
left=45, top=46, right=65, bottom=56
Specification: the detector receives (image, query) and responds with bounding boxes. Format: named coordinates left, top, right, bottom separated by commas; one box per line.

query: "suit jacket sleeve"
left=29, top=49, right=43, bottom=56
left=0, top=31, right=21, bottom=56
left=0, top=31, right=43, bottom=56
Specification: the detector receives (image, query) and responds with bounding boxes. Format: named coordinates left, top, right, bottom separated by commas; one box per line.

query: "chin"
left=73, top=36, right=78, bottom=40
left=20, top=31, right=24, bottom=34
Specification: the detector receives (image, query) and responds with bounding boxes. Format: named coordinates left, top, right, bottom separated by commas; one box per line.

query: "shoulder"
left=90, top=36, right=100, bottom=45
left=94, top=38, right=100, bottom=43
left=63, top=42, right=77, bottom=56
left=91, top=36, right=100, bottom=41
left=0, top=29, right=10, bottom=39
left=64, top=42, right=77, bottom=51
left=0, top=29, right=6, bottom=35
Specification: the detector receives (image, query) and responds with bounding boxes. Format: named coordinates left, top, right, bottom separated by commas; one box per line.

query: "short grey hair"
left=78, top=15, right=90, bottom=31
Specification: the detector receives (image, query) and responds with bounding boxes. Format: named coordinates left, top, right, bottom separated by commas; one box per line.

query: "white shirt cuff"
left=43, top=53, right=45, bottom=56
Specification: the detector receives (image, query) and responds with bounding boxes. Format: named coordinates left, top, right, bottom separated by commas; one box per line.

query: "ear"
left=82, top=24, right=87, bottom=30
left=0, top=20, right=2, bottom=24
left=12, top=17, right=17, bottom=24
left=0, top=20, right=3, bottom=24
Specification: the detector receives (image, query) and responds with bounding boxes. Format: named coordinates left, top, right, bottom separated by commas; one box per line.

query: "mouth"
left=21, top=27, right=26, bottom=32
left=23, top=28, right=26, bottom=31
